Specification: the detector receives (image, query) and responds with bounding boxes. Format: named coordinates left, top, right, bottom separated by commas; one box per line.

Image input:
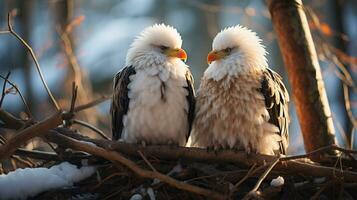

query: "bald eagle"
left=189, top=25, right=289, bottom=155
left=111, top=24, right=195, bottom=146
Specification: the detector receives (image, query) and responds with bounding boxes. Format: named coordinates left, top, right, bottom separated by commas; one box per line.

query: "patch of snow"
left=96, top=170, right=102, bottom=182
left=294, top=181, right=308, bottom=187
left=81, top=159, right=89, bottom=166
left=167, top=162, right=183, bottom=176
left=270, top=176, right=285, bottom=187
left=129, top=194, right=143, bottom=200
left=147, top=187, right=155, bottom=200
left=313, top=177, right=326, bottom=184
left=0, top=162, right=96, bottom=200
left=152, top=178, right=160, bottom=185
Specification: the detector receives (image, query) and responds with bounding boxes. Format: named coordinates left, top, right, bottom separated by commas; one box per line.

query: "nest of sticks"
left=1, top=106, right=357, bottom=200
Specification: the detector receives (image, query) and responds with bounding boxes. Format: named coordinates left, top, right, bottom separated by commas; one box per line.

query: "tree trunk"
left=267, top=0, right=336, bottom=152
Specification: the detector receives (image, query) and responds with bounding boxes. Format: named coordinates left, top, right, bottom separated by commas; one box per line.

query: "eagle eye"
left=224, top=47, right=232, bottom=54
left=159, top=45, right=169, bottom=51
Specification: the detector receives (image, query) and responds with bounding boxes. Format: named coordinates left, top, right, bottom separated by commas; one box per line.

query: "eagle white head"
left=126, top=24, right=187, bottom=67
left=205, top=25, right=268, bottom=81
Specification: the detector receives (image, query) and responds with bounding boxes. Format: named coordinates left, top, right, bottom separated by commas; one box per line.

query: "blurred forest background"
left=0, top=0, right=356, bottom=155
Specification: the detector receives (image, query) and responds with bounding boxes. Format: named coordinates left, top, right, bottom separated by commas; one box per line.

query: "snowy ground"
left=0, top=162, right=96, bottom=200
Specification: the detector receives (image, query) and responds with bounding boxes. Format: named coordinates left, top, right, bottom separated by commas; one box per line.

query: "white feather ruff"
left=126, top=24, right=182, bottom=66
left=205, top=25, right=268, bottom=81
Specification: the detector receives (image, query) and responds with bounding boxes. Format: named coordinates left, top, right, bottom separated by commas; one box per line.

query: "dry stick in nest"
left=15, top=148, right=61, bottom=161
left=0, top=10, right=60, bottom=111
left=138, top=150, right=158, bottom=173
left=0, top=111, right=63, bottom=161
left=233, top=163, right=258, bottom=189
left=281, top=144, right=357, bottom=161
left=243, top=158, right=280, bottom=199
left=44, top=130, right=357, bottom=183
left=48, top=132, right=226, bottom=200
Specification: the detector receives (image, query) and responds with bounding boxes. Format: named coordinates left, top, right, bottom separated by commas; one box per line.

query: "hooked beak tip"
left=207, top=52, right=216, bottom=64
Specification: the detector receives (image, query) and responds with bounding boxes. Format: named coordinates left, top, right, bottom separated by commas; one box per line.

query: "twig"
left=0, top=135, right=6, bottom=144
left=243, top=158, right=280, bottom=199
left=185, top=169, right=248, bottom=183
left=15, top=148, right=59, bottom=160
left=0, top=111, right=63, bottom=161
left=343, top=84, right=357, bottom=133
left=72, top=119, right=110, bottom=140
left=14, top=147, right=92, bottom=163
left=4, top=11, right=60, bottom=111
left=0, top=74, right=32, bottom=118
left=310, top=181, right=333, bottom=200
left=70, top=82, right=78, bottom=113
left=63, top=82, right=78, bottom=127
left=73, top=95, right=111, bottom=113
left=138, top=150, right=158, bottom=173
left=0, top=72, right=10, bottom=107
left=47, top=132, right=226, bottom=199
left=233, top=163, right=258, bottom=189
left=92, top=172, right=129, bottom=190
left=282, top=144, right=357, bottom=161
left=11, top=155, right=34, bottom=168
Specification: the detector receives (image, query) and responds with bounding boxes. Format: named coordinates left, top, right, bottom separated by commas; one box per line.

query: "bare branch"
left=138, top=150, right=158, bottom=173
left=4, top=11, right=60, bottom=111
left=0, top=72, right=11, bottom=107
left=72, top=119, right=110, bottom=140
left=70, top=82, right=78, bottom=113
left=0, top=74, right=32, bottom=118
left=343, top=84, right=357, bottom=135
left=73, top=95, right=111, bottom=113
left=243, top=158, right=280, bottom=199
left=233, top=163, right=257, bottom=189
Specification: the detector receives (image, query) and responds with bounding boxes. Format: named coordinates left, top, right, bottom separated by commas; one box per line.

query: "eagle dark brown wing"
left=185, top=70, right=196, bottom=141
left=111, top=66, right=136, bottom=140
left=260, top=68, right=290, bottom=154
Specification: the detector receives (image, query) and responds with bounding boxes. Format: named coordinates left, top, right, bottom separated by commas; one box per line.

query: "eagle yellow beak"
left=165, top=48, right=187, bottom=62
left=207, top=50, right=226, bottom=64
